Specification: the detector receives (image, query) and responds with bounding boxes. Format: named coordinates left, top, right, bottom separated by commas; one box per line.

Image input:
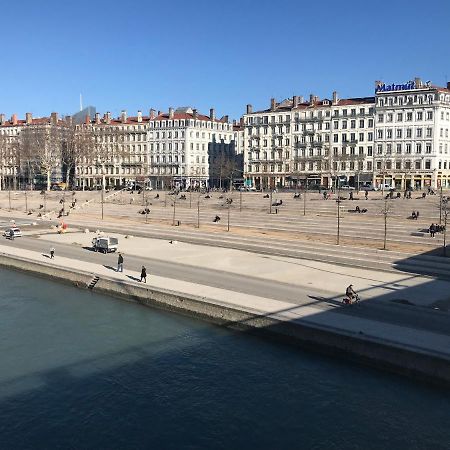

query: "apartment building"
left=75, top=110, right=150, bottom=189
left=243, top=78, right=450, bottom=190
left=374, top=78, right=450, bottom=189
left=148, top=107, right=235, bottom=189
left=244, top=94, right=375, bottom=189
left=0, top=112, right=64, bottom=189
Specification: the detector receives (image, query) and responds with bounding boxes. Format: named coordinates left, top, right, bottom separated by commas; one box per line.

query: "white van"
left=92, top=236, right=119, bottom=253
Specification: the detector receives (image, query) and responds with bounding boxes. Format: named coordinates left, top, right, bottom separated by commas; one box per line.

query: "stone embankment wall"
left=0, top=252, right=449, bottom=387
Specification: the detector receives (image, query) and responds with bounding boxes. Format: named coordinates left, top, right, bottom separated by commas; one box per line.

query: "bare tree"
left=20, top=121, right=63, bottom=191
left=62, top=120, right=95, bottom=189
left=381, top=197, right=393, bottom=250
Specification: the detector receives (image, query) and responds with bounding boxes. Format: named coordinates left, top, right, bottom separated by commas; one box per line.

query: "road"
left=2, top=234, right=450, bottom=337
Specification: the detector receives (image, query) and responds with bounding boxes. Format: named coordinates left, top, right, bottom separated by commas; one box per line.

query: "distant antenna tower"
left=80, top=94, right=83, bottom=112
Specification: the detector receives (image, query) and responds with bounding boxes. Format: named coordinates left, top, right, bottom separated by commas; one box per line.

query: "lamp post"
left=336, top=183, right=341, bottom=245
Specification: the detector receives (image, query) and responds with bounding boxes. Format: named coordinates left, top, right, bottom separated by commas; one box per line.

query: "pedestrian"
left=50, top=247, right=55, bottom=259
left=364, top=191, right=368, bottom=200
left=430, top=223, right=436, bottom=238
left=9, top=229, right=14, bottom=240
left=117, top=252, right=124, bottom=272
left=140, top=266, right=147, bottom=283
left=416, top=210, right=420, bottom=220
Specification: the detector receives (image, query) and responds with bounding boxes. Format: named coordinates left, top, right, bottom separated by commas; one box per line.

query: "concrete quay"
left=0, top=240, right=449, bottom=386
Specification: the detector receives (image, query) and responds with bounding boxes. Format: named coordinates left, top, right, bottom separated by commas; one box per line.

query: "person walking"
left=364, top=191, right=368, bottom=200
left=140, top=266, right=147, bottom=283
left=9, top=229, right=14, bottom=241
left=430, top=223, right=436, bottom=238
left=117, top=252, right=124, bottom=272
left=50, top=247, right=55, bottom=259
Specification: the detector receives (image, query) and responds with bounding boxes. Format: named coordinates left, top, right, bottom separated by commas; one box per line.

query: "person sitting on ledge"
left=213, top=215, right=221, bottom=222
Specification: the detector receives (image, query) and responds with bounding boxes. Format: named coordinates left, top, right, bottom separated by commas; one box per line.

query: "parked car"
left=4, top=227, right=22, bottom=239
left=92, top=236, right=118, bottom=253
left=340, top=185, right=355, bottom=190
left=360, top=184, right=377, bottom=191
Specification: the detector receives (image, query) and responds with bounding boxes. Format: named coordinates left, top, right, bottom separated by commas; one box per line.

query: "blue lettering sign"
left=375, top=81, right=416, bottom=93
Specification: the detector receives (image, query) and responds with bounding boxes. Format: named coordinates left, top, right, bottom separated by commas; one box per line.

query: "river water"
left=1, top=269, right=449, bottom=449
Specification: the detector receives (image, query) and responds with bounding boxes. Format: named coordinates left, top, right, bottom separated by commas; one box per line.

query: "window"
left=405, top=161, right=411, bottom=170
left=395, top=160, right=401, bottom=170
left=426, top=127, right=432, bottom=137
left=426, top=143, right=432, bottom=153
left=406, top=129, right=412, bottom=138
left=378, top=114, right=384, bottom=123
left=417, top=112, right=423, bottom=121
left=427, top=111, right=433, bottom=120
left=406, top=144, right=412, bottom=154
left=425, top=160, right=431, bottom=170
left=407, top=112, right=413, bottom=121
left=387, top=129, right=393, bottom=139
left=415, top=160, right=421, bottom=170
left=396, top=129, right=402, bottom=138
left=367, top=146, right=373, bottom=156
left=416, top=143, right=422, bottom=153
left=416, top=128, right=422, bottom=138
left=377, top=130, right=383, bottom=139
left=387, top=113, right=393, bottom=122
left=396, top=144, right=402, bottom=154
left=367, top=161, right=372, bottom=171
left=397, top=113, right=403, bottom=121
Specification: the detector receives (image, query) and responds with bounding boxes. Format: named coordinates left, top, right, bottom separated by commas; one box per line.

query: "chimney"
left=309, top=94, right=314, bottom=104
left=299, top=96, right=304, bottom=103
left=193, top=109, right=198, bottom=119
left=121, top=110, right=127, bottom=123
left=85, top=114, right=90, bottom=125
left=270, top=98, right=276, bottom=111
left=11, top=114, right=18, bottom=125
left=169, top=107, right=174, bottom=119
left=50, top=112, right=58, bottom=125
left=95, top=112, right=101, bottom=124
left=332, top=91, right=339, bottom=105
left=105, top=112, right=111, bottom=124
left=293, top=95, right=299, bottom=108
left=414, top=77, right=422, bottom=88
left=313, top=95, right=319, bottom=103
left=209, top=108, right=216, bottom=121
left=240, top=117, right=244, bottom=126
left=447, top=81, right=450, bottom=90
left=246, top=104, right=253, bottom=114
left=233, top=119, right=237, bottom=125
left=0, top=113, right=5, bottom=125
left=223, top=115, right=229, bottom=123
left=157, top=110, right=162, bottom=116
left=25, top=112, right=32, bottom=125
left=149, top=108, right=156, bottom=119
left=137, top=110, right=142, bottom=122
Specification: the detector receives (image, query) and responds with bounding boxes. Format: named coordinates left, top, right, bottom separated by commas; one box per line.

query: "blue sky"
left=1, top=0, right=449, bottom=120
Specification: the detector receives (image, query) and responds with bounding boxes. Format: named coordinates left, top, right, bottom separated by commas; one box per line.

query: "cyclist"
left=345, top=284, right=357, bottom=304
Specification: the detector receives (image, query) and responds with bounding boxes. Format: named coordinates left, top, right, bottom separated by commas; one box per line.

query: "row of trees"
left=0, top=120, right=128, bottom=191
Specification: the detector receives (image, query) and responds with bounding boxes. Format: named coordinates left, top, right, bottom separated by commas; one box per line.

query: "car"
left=4, top=227, right=22, bottom=239
left=340, top=185, right=355, bottom=190
left=360, top=185, right=377, bottom=191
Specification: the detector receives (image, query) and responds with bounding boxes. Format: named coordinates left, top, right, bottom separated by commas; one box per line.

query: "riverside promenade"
left=1, top=232, right=450, bottom=386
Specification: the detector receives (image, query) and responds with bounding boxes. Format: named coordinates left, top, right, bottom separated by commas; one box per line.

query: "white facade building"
left=374, top=78, right=450, bottom=189
left=243, top=78, right=450, bottom=190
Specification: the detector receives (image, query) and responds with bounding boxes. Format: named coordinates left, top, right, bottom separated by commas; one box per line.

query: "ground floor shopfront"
left=373, top=171, right=450, bottom=190
left=247, top=170, right=450, bottom=190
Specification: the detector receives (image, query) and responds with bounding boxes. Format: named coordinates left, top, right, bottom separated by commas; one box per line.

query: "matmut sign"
left=375, top=81, right=416, bottom=93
